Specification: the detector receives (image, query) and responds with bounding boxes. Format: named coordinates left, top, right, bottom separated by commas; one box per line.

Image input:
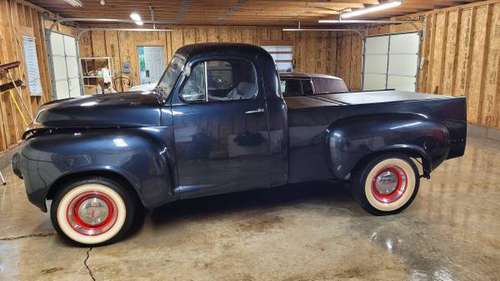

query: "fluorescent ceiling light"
left=340, top=1, right=402, bottom=19
left=129, top=12, right=142, bottom=21
left=62, top=0, right=82, bottom=7
left=318, top=19, right=416, bottom=24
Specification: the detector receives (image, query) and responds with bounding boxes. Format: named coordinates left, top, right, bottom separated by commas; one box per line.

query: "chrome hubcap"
left=371, top=166, right=408, bottom=204
left=66, top=191, right=117, bottom=236
left=77, top=197, right=109, bottom=226
left=374, top=171, right=399, bottom=195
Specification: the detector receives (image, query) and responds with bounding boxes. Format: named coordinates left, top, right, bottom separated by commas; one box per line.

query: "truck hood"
left=34, top=92, right=162, bottom=128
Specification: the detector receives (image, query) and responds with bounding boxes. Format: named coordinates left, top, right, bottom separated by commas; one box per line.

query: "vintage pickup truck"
left=12, top=43, right=467, bottom=245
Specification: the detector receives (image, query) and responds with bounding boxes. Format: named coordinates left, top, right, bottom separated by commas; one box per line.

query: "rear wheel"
left=352, top=154, right=420, bottom=215
left=50, top=177, right=138, bottom=246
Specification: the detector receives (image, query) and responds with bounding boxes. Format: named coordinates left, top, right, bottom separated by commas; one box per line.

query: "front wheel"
left=50, top=177, right=138, bottom=246
left=352, top=154, right=420, bottom=215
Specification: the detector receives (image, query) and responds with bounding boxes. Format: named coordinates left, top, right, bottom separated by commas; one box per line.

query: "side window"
left=301, top=79, right=313, bottom=95
left=179, top=59, right=258, bottom=103
left=282, top=79, right=302, bottom=97
left=179, top=63, right=206, bottom=102
left=207, top=60, right=257, bottom=101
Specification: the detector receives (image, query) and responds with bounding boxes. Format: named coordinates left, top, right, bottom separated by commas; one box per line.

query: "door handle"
left=245, top=108, right=265, bottom=115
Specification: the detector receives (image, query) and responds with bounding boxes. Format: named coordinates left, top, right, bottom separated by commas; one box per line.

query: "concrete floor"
left=1, top=137, right=499, bottom=281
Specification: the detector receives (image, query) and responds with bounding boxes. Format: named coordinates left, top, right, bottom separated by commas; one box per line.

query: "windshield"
left=156, top=56, right=185, bottom=98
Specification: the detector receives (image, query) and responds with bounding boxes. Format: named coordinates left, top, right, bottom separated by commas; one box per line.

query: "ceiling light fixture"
left=62, top=0, right=82, bottom=7
left=318, top=19, right=416, bottom=24
left=340, top=1, right=402, bottom=19
left=129, top=12, right=142, bottom=22
left=135, top=20, right=144, bottom=26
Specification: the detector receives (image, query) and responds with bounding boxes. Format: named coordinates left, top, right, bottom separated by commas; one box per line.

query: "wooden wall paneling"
left=32, top=8, right=50, bottom=105
left=418, top=15, right=432, bottom=92
left=426, top=13, right=438, bottom=93
left=326, top=33, right=337, bottom=75
left=195, top=27, right=207, bottom=44
left=454, top=9, right=473, bottom=98
left=442, top=10, right=461, bottom=96
left=183, top=27, right=196, bottom=45
left=493, top=5, right=500, bottom=128
left=351, top=34, right=363, bottom=91
left=468, top=5, right=489, bottom=124
left=479, top=4, right=498, bottom=127
left=105, top=31, right=123, bottom=91
left=437, top=12, right=450, bottom=94
left=171, top=29, right=185, bottom=54
left=91, top=31, right=106, bottom=57
left=4, top=0, right=23, bottom=141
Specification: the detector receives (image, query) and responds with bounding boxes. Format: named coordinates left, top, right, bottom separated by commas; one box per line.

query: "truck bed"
left=285, top=90, right=467, bottom=183
left=285, top=90, right=452, bottom=109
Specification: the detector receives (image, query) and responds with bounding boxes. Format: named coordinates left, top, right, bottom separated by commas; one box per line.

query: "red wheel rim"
left=66, top=191, right=118, bottom=236
left=371, top=166, right=408, bottom=204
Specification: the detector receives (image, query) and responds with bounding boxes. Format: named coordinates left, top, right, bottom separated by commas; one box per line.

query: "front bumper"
left=12, top=151, right=49, bottom=212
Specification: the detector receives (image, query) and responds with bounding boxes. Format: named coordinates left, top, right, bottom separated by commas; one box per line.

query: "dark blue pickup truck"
left=12, top=43, right=467, bottom=245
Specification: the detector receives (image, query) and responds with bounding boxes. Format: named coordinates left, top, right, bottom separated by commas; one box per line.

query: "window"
left=281, top=79, right=313, bottom=97
left=281, top=79, right=302, bottom=97
left=363, top=32, right=421, bottom=91
left=47, top=31, right=82, bottom=99
left=302, top=80, right=313, bottom=95
left=157, top=56, right=184, bottom=97
left=261, top=45, right=293, bottom=72
left=180, top=59, right=258, bottom=103
left=313, top=78, right=348, bottom=94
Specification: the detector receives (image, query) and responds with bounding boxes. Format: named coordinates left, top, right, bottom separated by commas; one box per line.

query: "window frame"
left=177, top=57, right=260, bottom=104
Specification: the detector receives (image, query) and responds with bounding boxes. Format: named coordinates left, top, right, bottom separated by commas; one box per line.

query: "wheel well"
left=45, top=170, right=143, bottom=206
left=352, top=149, right=431, bottom=179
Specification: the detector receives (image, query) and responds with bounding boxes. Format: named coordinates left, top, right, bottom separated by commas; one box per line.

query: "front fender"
left=20, top=127, right=175, bottom=210
left=328, top=113, right=449, bottom=179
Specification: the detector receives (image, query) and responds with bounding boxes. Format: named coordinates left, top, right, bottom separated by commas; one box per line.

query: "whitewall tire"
left=352, top=154, right=420, bottom=215
left=50, top=177, right=137, bottom=245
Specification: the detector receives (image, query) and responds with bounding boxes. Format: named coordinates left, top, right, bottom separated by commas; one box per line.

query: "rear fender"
left=327, top=113, right=449, bottom=179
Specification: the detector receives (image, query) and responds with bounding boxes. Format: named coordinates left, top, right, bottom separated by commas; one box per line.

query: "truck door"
left=171, top=58, right=272, bottom=197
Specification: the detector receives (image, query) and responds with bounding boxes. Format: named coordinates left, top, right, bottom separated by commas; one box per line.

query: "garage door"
left=363, top=32, right=421, bottom=92
left=47, top=30, right=83, bottom=99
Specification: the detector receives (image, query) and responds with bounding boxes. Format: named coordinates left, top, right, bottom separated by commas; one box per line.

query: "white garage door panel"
left=365, top=37, right=389, bottom=54
left=364, top=55, right=388, bottom=74
left=48, top=30, right=82, bottom=99
left=69, top=78, right=81, bottom=97
left=56, top=81, right=70, bottom=99
left=52, top=56, right=68, bottom=80
left=387, top=76, right=416, bottom=92
left=364, top=74, right=387, bottom=90
left=50, top=33, right=65, bottom=56
left=363, top=32, right=421, bottom=91
left=66, top=57, right=79, bottom=78
left=390, top=33, right=420, bottom=54
left=64, top=36, right=77, bottom=56
left=388, top=54, right=419, bottom=76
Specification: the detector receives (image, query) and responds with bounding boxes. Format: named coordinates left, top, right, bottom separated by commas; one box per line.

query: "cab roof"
left=175, top=43, right=272, bottom=61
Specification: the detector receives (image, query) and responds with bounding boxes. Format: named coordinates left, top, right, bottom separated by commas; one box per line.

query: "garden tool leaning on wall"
left=0, top=61, right=35, bottom=185
left=0, top=61, right=33, bottom=127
